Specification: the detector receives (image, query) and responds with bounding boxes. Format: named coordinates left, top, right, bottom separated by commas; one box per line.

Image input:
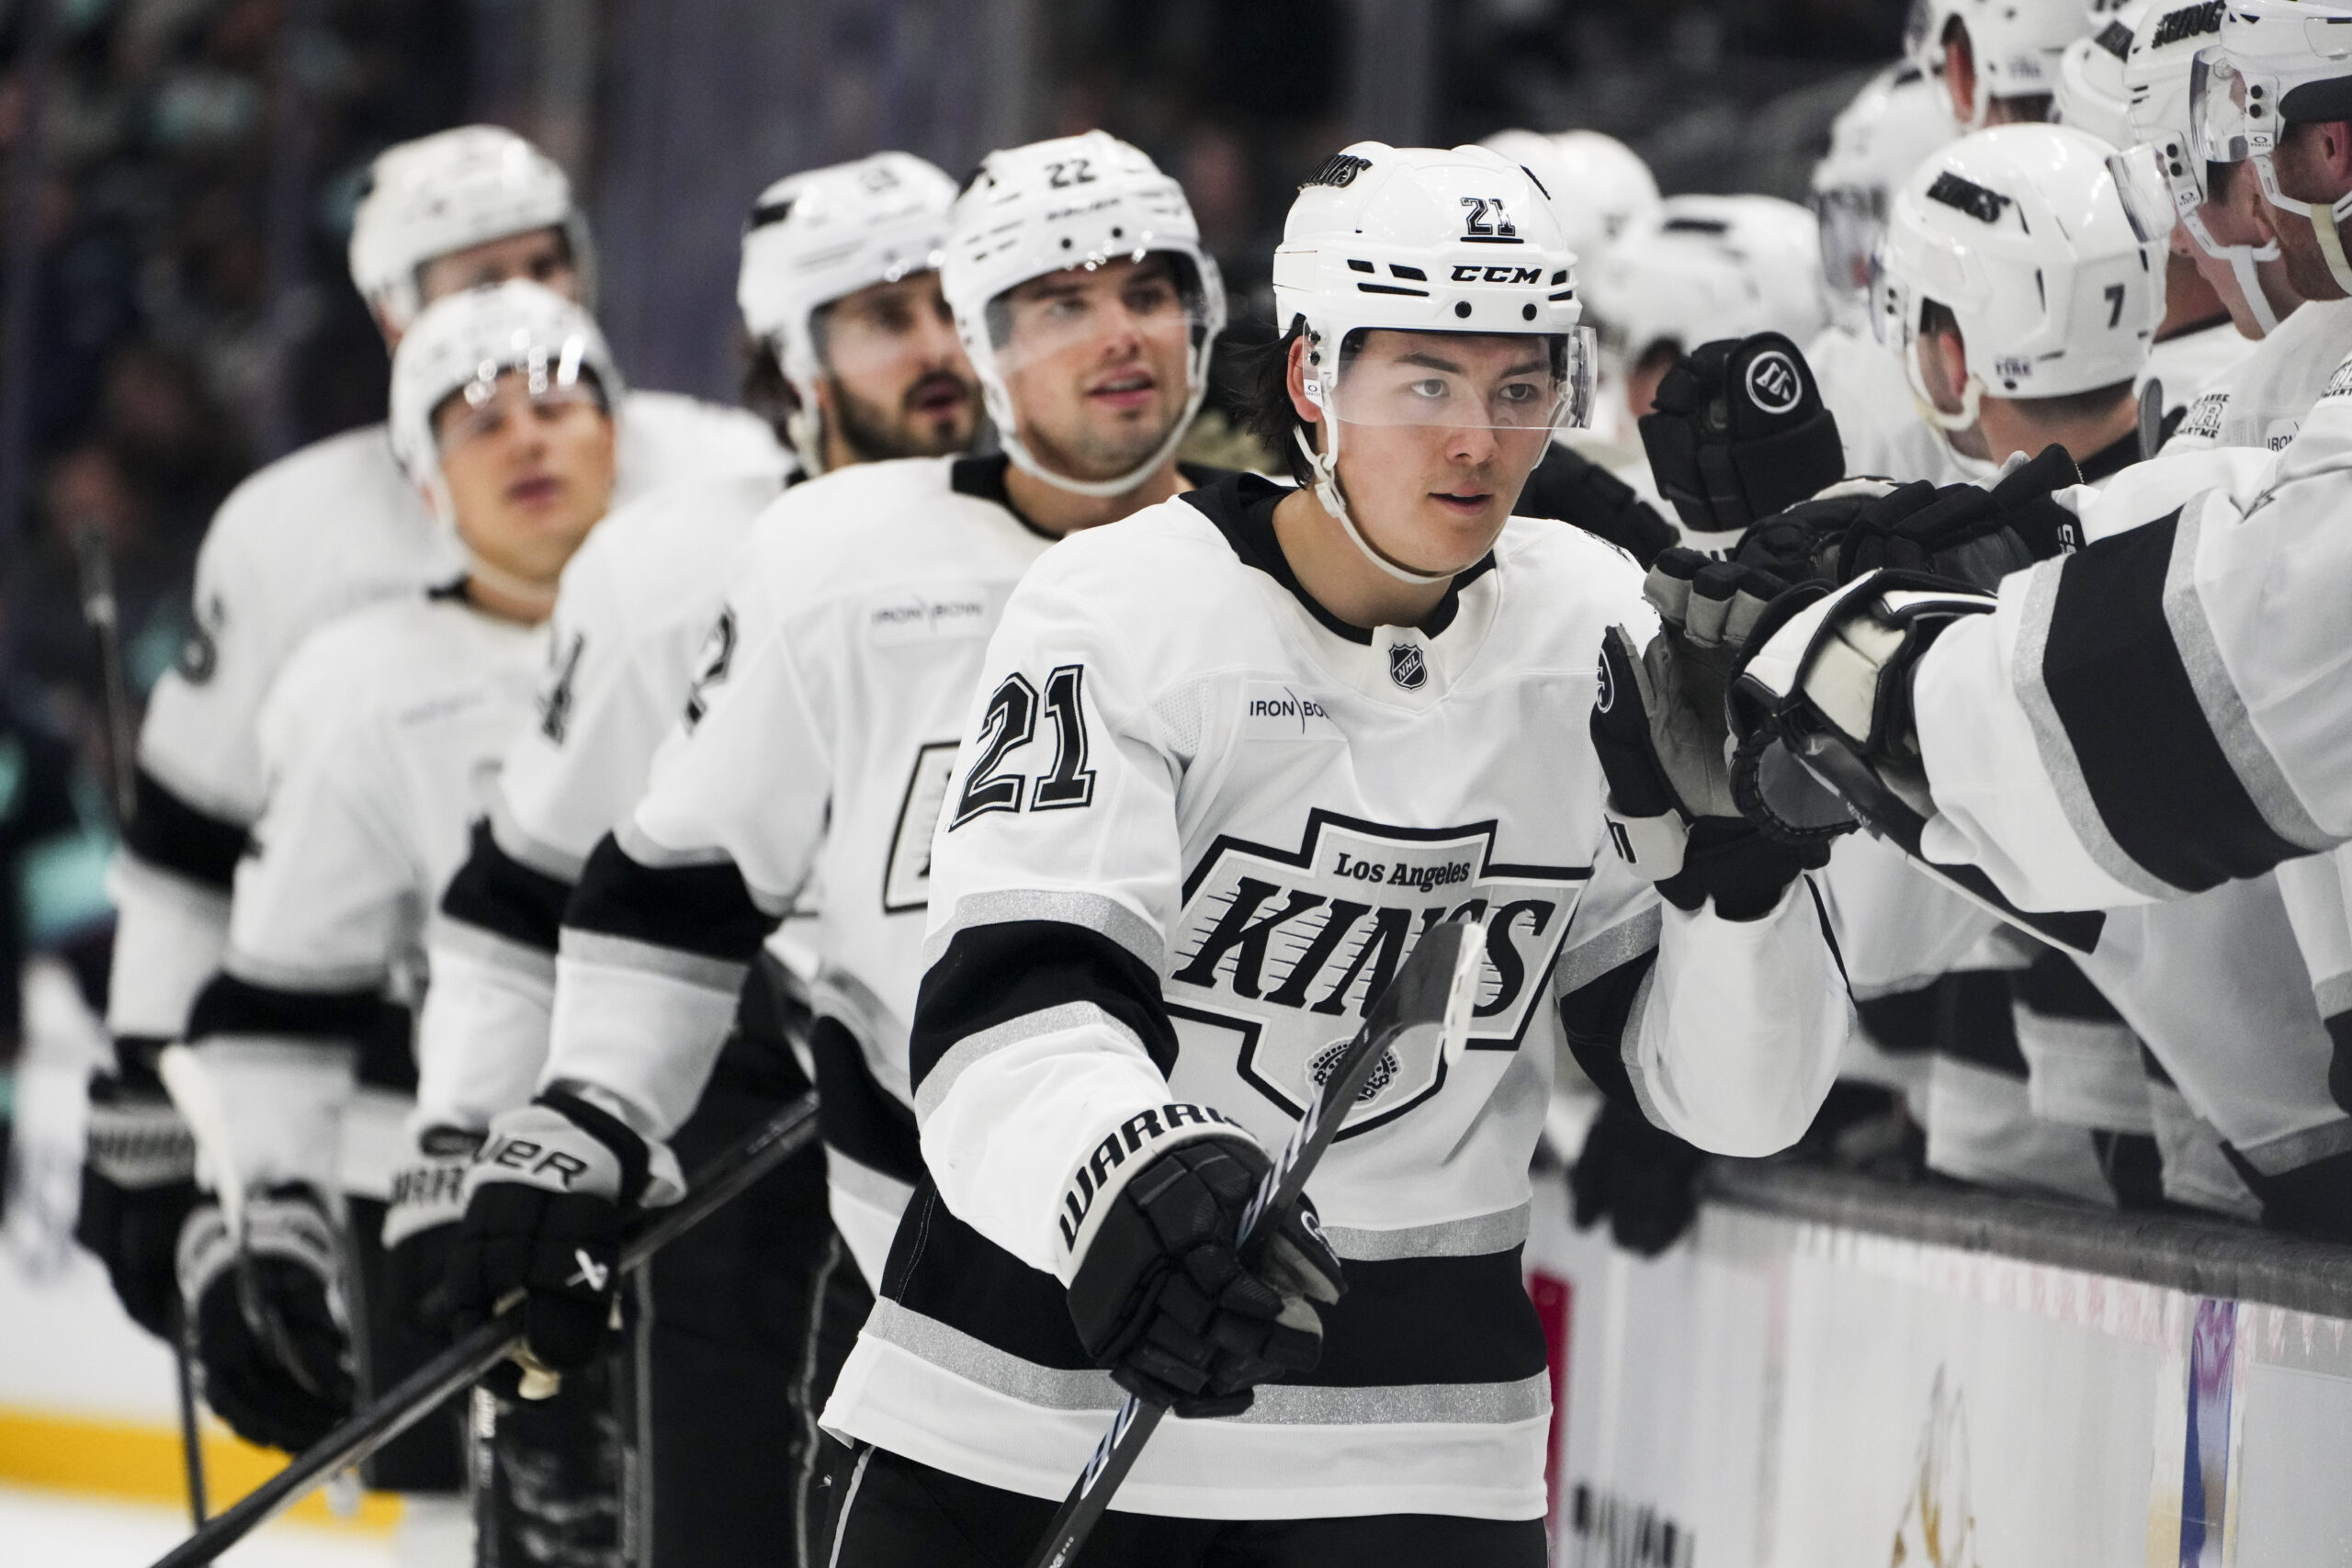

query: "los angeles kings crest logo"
left=1166, top=810, right=1585, bottom=1138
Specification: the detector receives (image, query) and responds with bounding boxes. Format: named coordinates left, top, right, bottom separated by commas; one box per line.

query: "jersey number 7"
left=950, top=664, right=1096, bottom=829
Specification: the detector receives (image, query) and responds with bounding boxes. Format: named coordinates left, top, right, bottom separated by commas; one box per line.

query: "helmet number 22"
left=1046, top=158, right=1098, bottom=189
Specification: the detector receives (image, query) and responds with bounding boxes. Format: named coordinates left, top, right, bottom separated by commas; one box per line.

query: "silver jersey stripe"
left=1553, top=907, right=1661, bottom=998
left=2011, top=563, right=2181, bottom=902
left=825, top=1148, right=917, bottom=1214
left=489, top=793, right=588, bottom=885
left=913, top=1001, right=1144, bottom=1122
left=2316, top=971, right=2352, bottom=1021
left=2163, top=500, right=2331, bottom=854
left=2237, top=1114, right=2352, bottom=1178
left=865, top=1300, right=1551, bottom=1427
left=558, top=928, right=749, bottom=997
left=220, top=948, right=390, bottom=998
left=426, top=911, right=557, bottom=984
left=922, top=888, right=1166, bottom=976
left=1320, top=1203, right=1530, bottom=1261
left=1618, top=957, right=1667, bottom=1132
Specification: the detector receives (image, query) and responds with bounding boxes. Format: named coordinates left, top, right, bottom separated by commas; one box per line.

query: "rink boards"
left=1527, top=1164, right=2352, bottom=1567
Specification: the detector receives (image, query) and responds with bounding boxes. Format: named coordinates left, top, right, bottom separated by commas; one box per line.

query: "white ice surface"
left=0, top=1484, right=394, bottom=1566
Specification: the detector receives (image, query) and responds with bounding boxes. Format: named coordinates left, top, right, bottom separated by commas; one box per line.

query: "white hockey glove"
left=447, top=1089, right=683, bottom=1393
left=176, top=1185, right=356, bottom=1453
left=1727, top=570, right=1996, bottom=840
left=1065, top=1130, right=1343, bottom=1417
left=1591, top=550, right=1842, bottom=919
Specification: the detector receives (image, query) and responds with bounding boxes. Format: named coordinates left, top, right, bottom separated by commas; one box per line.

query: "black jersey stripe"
left=810, top=1015, right=923, bottom=1183
left=2042, top=513, right=2306, bottom=893
left=186, top=975, right=416, bottom=1089
left=1934, top=971, right=2028, bottom=1078
left=880, top=1177, right=1545, bottom=1389
left=123, top=767, right=248, bottom=893
left=563, top=830, right=775, bottom=964
left=1857, top=984, right=1942, bottom=1055
left=910, top=919, right=1179, bottom=1098
left=1556, top=947, right=1657, bottom=1118
left=439, top=818, right=573, bottom=958
left=2009, top=950, right=2122, bottom=1021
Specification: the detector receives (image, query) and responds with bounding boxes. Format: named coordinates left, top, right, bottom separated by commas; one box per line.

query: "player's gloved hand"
left=1638, top=333, right=1846, bottom=553
left=1513, top=442, right=1679, bottom=567
left=76, top=1046, right=199, bottom=1342
left=1569, top=1099, right=1708, bottom=1258
left=1726, top=570, right=1998, bottom=835
left=1824, top=445, right=2084, bottom=587
left=382, top=1120, right=481, bottom=1337
left=176, top=1185, right=355, bottom=1452
left=1591, top=550, right=1842, bottom=919
left=1066, top=1131, right=1343, bottom=1418
left=446, top=1089, right=683, bottom=1392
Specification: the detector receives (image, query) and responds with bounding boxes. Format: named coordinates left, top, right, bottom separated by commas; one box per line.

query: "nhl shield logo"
left=1388, top=642, right=1429, bottom=690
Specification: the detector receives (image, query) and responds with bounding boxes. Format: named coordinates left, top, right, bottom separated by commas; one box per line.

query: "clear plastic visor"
left=2189, top=51, right=2271, bottom=164
left=1324, top=326, right=1597, bottom=433
left=986, top=252, right=1214, bottom=386
left=435, top=364, right=605, bottom=453
left=2105, top=143, right=2176, bottom=244
left=1815, top=186, right=1887, bottom=300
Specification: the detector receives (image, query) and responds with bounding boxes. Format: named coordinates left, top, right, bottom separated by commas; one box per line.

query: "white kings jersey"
left=820, top=474, right=1851, bottom=1520
left=537, top=456, right=1167, bottom=1288
left=415, top=472, right=785, bottom=1134
left=2139, top=317, right=2256, bottom=428
left=2163, top=297, right=2352, bottom=455
left=109, top=395, right=786, bottom=1048
left=180, top=590, right=546, bottom=1199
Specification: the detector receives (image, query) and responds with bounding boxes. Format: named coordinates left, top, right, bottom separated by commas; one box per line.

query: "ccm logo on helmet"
left=1451, top=264, right=1544, bottom=284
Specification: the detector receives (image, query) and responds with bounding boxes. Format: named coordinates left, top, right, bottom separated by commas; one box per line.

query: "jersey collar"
left=953, top=453, right=1231, bottom=543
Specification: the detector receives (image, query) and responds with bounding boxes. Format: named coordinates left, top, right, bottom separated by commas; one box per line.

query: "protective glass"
left=2105, top=144, right=2175, bottom=243
left=2189, top=50, right=2271, bottom=164
left=819, top=270, right=959, bottom=384
left=436, top=374, right=605, bottom=454
left=1326, top=325, right=1598, bottom=433
left=1815, top=186, right=1887, bottom=301
left=986, top=252, right=1216, bottom=389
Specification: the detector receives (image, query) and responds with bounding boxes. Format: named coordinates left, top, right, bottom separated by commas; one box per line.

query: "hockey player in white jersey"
left=797, top=143, right=1849, bottom=1564
left=81, top=124, right=786, bottom=1354
left=1811, top=64, right=1960, bottom=491
left=433, top=126, right=1230, bottom=1546
left=403, top=150, right=973, bottom=1568
left=166, top=283, right=620, bottom=1550
left=1910, top=0, right=2095, bottom=127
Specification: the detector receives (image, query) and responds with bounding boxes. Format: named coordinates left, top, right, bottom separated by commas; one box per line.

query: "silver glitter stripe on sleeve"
left=557, top=928, right=749, bottom=997
left=2316, top=971, right=2352, bottom=1021
left=2161, top=500, right=2332, bottom=855
left=913, top=1001, right=1145, bottom=1122
left=1319, top=1203, right=1531, bottom=1261
left=1553, top=906, right=1661, bottom=998
left=2010, top=561, right=2181, bottom=902
left=823, top=1150, right=918, bottom=1216
left=921, top=888, right=1167, bottom=975
left=863, top=1300, right=1122, bottom=1412
left=426, top=911, right=557, bottom=984
left=865, top=1300, right=1552, bottom=1427
left=220, top=948, right=391, bottom=997
left=2235, top=1115, right=2352, bottom=1178
left=1619, top=956, right=1667, bottom=1132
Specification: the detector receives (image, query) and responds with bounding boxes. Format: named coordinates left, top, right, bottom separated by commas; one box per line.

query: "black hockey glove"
left=1639, top=333, right=1846, bottom=552
left=1066, top=1132, right=1343, bottom=1418
left=382, top=1122, right=481, bottom=1337
left=1801, top=446, right=2084, bottom=589
left=446, top=1089, right=683, bottom=1392
left=75, top=1046, right=198, bottom=1343
left=176, top=1184, right=355, bottom=1453
left=1514, top=442, right=1679, bottom=567
left=1569, top=1099, right=1709, bottom=1258
left=1591, top=550, right=1841, bottom=919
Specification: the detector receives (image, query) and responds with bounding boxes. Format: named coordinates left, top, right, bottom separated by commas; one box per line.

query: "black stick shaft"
left=1022, top=923, right=1472, bottom=1568
left=147, top=1093, right=819, bottom=1568
left=174, top=1304, right=208, bottom=1527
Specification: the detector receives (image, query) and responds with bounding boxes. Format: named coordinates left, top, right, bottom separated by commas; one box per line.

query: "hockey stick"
left=1022, top=919, right=1487, bottom=1568
left=144, top=1090, right=820, bottom=1568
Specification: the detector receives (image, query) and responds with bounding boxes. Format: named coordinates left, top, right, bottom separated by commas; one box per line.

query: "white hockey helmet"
left=1478, top=128, right=1664, bottom=261
left=737, top=152, right=958, bottom=474
left=349, top=126, right=592, bottom=333
left=2055, top=3, right=2148, bottom=145
left=2122, top=0, right=2285, bottom=330
left=388, top=279, right=622, bottom=523
left=1814, top=67, right=1961, bottom=330
left=1271, top=141, right=1595, bottom=585
left=1876, top=123, right=2168, bottom=426
left=2189, top=0, right=2352, bottom=294
left=1907, top=0, right=2099, bottom=125
left=1585, top=194, right=1829, bottom=366
left=941, top=130, right=1225, bottom=498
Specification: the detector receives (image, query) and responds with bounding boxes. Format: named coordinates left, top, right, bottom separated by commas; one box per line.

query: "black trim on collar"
left=427, top=577, right=470, bottom=603
left=950, top=454, right=1231, bottom=542
left=1177, top=471, right=1493, bottom=647
left=2075, top=429, right=2143, bottom=484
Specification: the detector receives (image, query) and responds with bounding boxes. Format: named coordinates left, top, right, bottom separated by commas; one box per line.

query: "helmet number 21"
left=1461, top=197, right=1519, bottom=239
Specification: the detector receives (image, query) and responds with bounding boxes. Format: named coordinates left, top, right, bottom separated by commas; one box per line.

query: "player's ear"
left=1285, top=335, right=1322, bottom=427
left=1941, top=19, right=1975, bottom=123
